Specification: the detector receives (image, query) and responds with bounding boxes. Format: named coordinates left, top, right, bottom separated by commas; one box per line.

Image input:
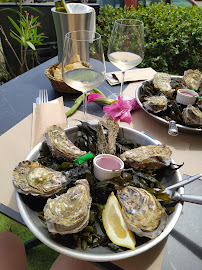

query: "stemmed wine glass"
left=108, top=19, right=144, bottom=99
left=62, top=30, right=106, bottom=120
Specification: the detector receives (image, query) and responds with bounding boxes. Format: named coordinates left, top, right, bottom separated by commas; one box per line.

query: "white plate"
left=135, top=76, right=202, bottom=134
left=15, top=125, right=183, bottom=262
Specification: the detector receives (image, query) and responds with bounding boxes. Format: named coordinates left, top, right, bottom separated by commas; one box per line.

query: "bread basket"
left=44, top=62, right=78, bottom=94
left=45, top=61, right=93, bottom=94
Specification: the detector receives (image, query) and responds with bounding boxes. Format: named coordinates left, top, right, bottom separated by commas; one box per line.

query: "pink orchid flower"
left=88, top=92, right=104, bottom=103
left=88, top=91, right=117, bottom=105
left=103, top=96, right=141, bottom=123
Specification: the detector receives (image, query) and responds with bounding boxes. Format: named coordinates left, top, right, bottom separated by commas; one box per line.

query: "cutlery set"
left=36, top=89, right=48, bottom=106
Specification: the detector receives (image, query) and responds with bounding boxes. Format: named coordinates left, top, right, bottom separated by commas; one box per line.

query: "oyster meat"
left=143, top=95, right=168, bottom=113
left=183, top=69, right=201, bottom=91
left=44, top=125, right=86, bottom=160
left=43, top=179, right=92, bottom=234
left=153, top=73, right=175, bottom=96
left=117, top=186, right=168, bottom=239
left=13, top=161, right=68, bottom=196
left=182, top=105, right=202, bottom=127
left=120, top=145, right=172, bottom=171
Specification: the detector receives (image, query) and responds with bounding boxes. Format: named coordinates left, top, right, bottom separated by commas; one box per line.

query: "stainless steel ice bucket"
left=51, top=4, right=95, bottom=61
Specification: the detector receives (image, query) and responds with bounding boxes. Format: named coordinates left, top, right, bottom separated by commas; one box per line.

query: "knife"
left=158, top=174, right=202, bottom=204
left=163, top=190, right=202, bottom=204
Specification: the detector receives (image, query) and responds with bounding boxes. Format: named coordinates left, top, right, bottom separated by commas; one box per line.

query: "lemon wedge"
left=102, top=192, right=136, bottom=251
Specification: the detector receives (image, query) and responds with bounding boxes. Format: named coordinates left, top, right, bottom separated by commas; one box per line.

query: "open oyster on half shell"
left=43, top=179, right=92, bottom=235
left=182, top=105, right=202, bottom=127
left=183, top=69, right=201, bottom=91
left=120, top=145, right=172, bottom=171
left=13, top=161, right=68, bottom=196
left=143, top=95, right=168, bottom=113
left=117, top=186, right=168, bottom=239
left=44, top=125, right=86, bottom=160
left=153, top=73, right=175, bottom=96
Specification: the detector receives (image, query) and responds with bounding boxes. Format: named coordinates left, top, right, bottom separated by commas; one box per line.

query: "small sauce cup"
left=176, top=89, right=198, bottom=105
left=93, top=154, right=124, bottom=181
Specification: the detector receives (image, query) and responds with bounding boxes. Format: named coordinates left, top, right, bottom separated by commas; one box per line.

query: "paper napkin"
left=31, top=96, right=68, bottom=149
left=106, top=67, right=157, bottom=86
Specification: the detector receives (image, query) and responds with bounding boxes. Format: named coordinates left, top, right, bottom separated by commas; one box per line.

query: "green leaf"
left=10, top=32, right=23, bottom=45
left=11, top=0, right=20, bottom=7
left=0, top=8, right=20, bottom=15
left=26, top=41, right=36, bottom=51
left=22, top=6, right=43, bottom=15
left=30, top=16, right=39, bottom=25
left=8, top=16, right=23, bottom=36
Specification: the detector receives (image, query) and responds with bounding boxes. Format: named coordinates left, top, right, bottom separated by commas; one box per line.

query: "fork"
left=39, top=89, right=48, bottom=105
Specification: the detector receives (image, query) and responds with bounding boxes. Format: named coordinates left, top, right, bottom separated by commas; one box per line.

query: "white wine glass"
left=62, top=30, right=106, bottom=120
left=108, top=19, right=144, bottom=99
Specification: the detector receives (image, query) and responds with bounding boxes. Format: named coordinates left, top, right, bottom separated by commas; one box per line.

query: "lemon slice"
left=102, top=192, right=136, bottom=250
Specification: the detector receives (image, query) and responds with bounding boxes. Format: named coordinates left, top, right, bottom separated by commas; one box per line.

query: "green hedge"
left=96, top=4, right=202, bottom=75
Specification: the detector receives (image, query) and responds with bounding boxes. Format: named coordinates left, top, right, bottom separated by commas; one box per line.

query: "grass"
left=0, top=213, right=59, bottom=270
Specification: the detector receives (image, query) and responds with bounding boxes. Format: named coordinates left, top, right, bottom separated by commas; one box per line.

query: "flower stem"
left=65, top=88, right=110, bottom=118
left=66, top=92, right=90, bottom=118
left=92, top=88, right=106, bottom=97
left=94, top=98, right=117, bottom=105
left=120, top=71, right=125, bottom=97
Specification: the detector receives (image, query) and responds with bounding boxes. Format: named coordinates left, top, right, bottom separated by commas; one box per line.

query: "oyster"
left=182, top=105, right=202, bottom=127
left=117, top=186, right=168, bottom=239
left=97, top=121, right=108, bottom=154
left=43, top=179, right=92, bottom=234
left=107, top=118, right=119, bottom=155
left=153, top=73, right=175, bottom=96
left=143, top=95, right=168, bottom=113
left=97, top=119, right=119, bottom=155
left=13, top=161, right=68, bottom=196
left=120, top=145, right=172, bottom=171
left=44, top=125, right=86, bottom=160
left=183, top=69, right=201, bottom=91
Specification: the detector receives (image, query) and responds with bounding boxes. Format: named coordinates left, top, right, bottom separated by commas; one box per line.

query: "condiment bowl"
left=176, top=89, right=198, bottom=105
left=93, top=154, right=124, bottom=181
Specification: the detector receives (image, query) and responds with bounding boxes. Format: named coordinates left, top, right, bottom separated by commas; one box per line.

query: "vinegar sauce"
left=96, top=156, right=122, bottom=170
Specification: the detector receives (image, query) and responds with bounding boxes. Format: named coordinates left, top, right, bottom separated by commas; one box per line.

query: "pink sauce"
left=96, top=156, right=121, bottom=170
left=180, top=91, right=196, bottom=97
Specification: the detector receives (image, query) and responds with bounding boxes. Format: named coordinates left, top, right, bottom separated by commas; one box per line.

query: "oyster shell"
left=182, top=105, right=202, bottom=127
left=97, top=121, right=108, bottom=154
left=13, top=161, right=68, bottom=196
left=143, top=95, right=168, bottom=113
left=183, top=69, right=201, bottom=91
left=43, top=179, right=92, bottom=235
left=44, top=125, right=86, bottom=160
left=153, top=73, right=175, bottom=96
left=97, top=119, right=119, bottom=155
left=107, top=118, right=119, bottom=155
left=117, top=186, right=168, bottom=239
left=120, top=145, right=172, bottom=171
